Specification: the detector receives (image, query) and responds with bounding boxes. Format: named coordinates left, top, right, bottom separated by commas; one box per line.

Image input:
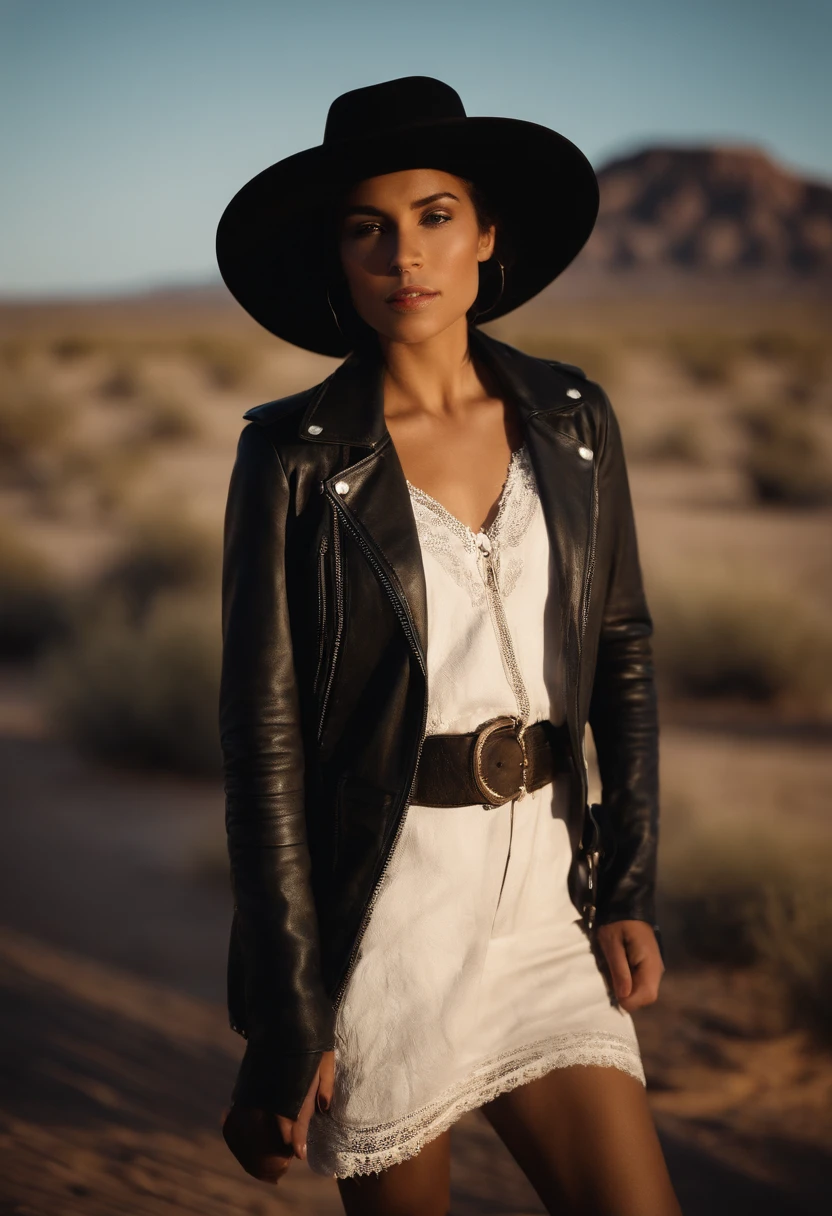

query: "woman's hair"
left=327, top=175, right=511, bottom=358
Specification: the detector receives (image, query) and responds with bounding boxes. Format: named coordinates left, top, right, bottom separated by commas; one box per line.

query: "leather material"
left=413, top=717, right=571, bottom=807
left=219, top=326, right=660, bottom=1120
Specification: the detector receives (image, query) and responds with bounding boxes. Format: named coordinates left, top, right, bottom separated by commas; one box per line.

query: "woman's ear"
left=477, top=224, right=497, bottom=262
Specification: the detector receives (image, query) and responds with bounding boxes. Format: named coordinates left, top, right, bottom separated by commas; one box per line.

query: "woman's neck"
left=380, top=318, right=490, bottom=423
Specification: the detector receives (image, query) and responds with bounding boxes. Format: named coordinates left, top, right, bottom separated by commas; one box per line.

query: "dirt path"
left=1, top=927, right=820, bottom=1216
left=1, top=720, right=829, bottom=1213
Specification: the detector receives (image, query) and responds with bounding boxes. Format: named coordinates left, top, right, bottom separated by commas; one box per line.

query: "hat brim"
left=216, top=116, right=599, bottom=357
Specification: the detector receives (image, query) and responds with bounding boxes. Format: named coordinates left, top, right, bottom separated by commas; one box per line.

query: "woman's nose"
left=388, top=228, right=423, bottom=274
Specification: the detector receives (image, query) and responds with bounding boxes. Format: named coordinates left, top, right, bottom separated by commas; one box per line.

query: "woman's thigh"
left=480, top=1065, right=683, bottom=1216
left=335, top=1128, right=451, bottom=1216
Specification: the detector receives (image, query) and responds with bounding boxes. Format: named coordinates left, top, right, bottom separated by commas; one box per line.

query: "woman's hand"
left=595, top=920, right=664, bottom=1013
left=221, top=1049, right=336, bottom=1183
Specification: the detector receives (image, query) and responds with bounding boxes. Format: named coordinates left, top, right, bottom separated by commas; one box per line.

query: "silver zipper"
left=576, top=452, right=600, bottom=922
left=317, top=502, right=343, bottom=744
left=328, top=494, right=429, bottom=1013
left=475, top=532, right=530, bottom=730
left=580, top=454, right=600, bottom=641
left=314, top=534, right=329, bottom=693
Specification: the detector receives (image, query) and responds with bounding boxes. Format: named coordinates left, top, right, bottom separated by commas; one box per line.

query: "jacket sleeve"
left=220, top=421, right=334, bottom=1120
left=587, top=391, right=661, bottom=932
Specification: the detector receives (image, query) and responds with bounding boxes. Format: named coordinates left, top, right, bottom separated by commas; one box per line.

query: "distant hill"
left=2, top=145, right=830, bottom=332
left=581, top=146, right=832, bottom=276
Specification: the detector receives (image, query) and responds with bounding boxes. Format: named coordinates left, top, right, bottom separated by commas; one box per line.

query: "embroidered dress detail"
left=406, top=443, right=537, bottom=606
left=306, top=438, right=646, bottom=1179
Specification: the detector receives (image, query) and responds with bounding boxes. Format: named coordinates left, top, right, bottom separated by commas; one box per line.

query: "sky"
left=1, top=0, right=830, bottom=296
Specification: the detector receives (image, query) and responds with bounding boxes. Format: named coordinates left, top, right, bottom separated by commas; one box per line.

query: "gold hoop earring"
left=326, top=285, right=345, bottom=339
left=474, top=258, right=505, bottom=320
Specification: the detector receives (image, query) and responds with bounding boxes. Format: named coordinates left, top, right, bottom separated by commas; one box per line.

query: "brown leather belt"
left=412, top=715, right=572, bottom=808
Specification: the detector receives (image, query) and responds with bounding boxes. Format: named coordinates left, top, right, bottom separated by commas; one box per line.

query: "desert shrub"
left=657, top=823, right=832, bottom=1045
left=747, top=330, right=830, bottom=380
left=40, top=591, right=222, bottom=776
left=142, top=394, right=202, bottom=442
left=0, top=524, right=70, bottom=658
left=665, top=333, right=739, bottom=386
left=95, top=509, right=221, bottom=620
left=185, top=337, right=259, bottom=390
left=0, top=339, right=36, bottom=371
left=735, top=404, right=832, bottom=506
left=638, top=419, right=705, bottom=465
left=55, top=436, right=155, bottom=516
left=650, top=566, right=832, bottom=710
left=98, top=358, right=143, bottom=400
left=51, top=336, right=95, bottom=362
left=0, top=379, right=71, bottom=475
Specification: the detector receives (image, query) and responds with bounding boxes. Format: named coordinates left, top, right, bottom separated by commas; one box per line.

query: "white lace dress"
left=306, top=443, right=645, bottom=1179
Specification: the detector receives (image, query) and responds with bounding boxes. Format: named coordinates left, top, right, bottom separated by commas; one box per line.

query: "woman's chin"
left=376, top=310, right=469, bottom=347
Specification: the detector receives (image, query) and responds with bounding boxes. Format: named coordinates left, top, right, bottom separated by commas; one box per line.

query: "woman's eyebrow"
left=341, top=192, right=461, bottom=218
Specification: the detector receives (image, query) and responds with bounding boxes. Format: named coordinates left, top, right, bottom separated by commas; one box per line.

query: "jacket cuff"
left=230, top=1041, right=327, bottom=1121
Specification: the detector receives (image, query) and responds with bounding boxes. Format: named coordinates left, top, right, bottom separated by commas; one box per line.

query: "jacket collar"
left=304, top=327, right=596, bottom=732
left=298, top=326, right=587, bottom=449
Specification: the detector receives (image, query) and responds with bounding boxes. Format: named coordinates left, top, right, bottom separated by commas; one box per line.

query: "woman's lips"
left=385, top=287, right=440, bottom=313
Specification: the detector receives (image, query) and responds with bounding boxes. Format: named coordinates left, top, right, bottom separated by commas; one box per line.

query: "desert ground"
left=1, top=286, right=830, bottom=1212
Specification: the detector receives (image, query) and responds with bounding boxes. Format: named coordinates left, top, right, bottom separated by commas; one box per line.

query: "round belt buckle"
left=472, top=715, right=528, bottom=807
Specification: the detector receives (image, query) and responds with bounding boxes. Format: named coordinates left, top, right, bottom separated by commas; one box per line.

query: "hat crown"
left=323, top=76, right=466, bottom=146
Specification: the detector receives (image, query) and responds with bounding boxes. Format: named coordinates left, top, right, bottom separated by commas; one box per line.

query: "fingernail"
left=301, top=1142, right=307, bottom=1160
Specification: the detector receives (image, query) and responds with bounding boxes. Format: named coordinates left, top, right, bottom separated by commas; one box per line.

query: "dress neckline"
left=406, top=443, right=528, bottom=546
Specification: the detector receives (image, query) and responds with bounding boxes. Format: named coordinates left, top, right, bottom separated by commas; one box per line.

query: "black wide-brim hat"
left=216, top=76, right=599, bottom=357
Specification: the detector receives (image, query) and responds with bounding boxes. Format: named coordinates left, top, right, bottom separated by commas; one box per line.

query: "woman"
left=216, top=76, right=681, bottom=1215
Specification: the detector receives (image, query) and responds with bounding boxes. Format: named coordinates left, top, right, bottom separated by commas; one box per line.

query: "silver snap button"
left=307, top=424, right=323, bottom=435
left=334, top=480, right=350, bottom=494
left=578, top=446, right=593, bottom=460
left=566, top=388, right=582, bottom=400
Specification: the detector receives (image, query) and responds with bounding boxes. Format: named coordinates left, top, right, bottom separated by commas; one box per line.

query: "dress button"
left=335, top=480, right=350, bottom=494
left=566, top=388, right=582, bottom=400
left=307, top=424, right=323, bottom=435
left=578, top=446, right=593, bottom=461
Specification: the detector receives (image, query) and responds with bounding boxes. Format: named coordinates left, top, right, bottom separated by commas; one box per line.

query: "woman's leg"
left=480, top=1065, right=683, bottom=1216
left=335, top=1128, right=451, bottom=1216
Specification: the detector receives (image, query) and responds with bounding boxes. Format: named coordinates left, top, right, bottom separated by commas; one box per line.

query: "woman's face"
left=337, top=168, right=496, bottom=345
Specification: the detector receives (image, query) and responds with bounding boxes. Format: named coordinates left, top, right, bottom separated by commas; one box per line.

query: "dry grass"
left=95, top=507, right=221, bottom=620
left=734, top=403, right=832, bottom=506
left=636, top=418, right=707, bottom=465
left=658, top=821, right=832, bottom=1046
left=140, top=392, right=203, bottom=442
left=40, top=590, right=222, bottom=777
left=0, top=523, right=70, bottom=658
left=0, top=375, right=72, bottom=480
left=651, top=564, right=832, bottom=712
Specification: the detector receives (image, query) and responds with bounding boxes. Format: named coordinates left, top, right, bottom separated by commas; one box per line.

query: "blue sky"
left=1, top=0, right=830, bottom=296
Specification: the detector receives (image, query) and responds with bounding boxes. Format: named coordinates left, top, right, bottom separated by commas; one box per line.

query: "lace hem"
left=306, top=1029, right=645, bottom=1179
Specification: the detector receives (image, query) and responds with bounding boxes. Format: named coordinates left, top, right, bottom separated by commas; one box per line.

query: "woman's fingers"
left=316, top=1048, right=336, bottom=1113
left=598, top=921, right=664, bottom=1012
left=597, top=923, right=633, bottom=1003
left=276, top=1113, right=295, bottom=1153
left=289, top=1066, right=322, bottom=1160
left=224, top=1054, right=337, bottom=1174
left=222, top=1106, right=293, bottom=1184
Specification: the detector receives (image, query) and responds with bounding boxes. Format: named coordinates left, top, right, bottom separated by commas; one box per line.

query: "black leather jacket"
left=219, top=326, right=661, bottom=1121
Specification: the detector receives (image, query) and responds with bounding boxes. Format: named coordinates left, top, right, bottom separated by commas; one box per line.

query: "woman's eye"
left=423, top=211, right=451, bottom=226
left=352, top=221, right=382, bottom=237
